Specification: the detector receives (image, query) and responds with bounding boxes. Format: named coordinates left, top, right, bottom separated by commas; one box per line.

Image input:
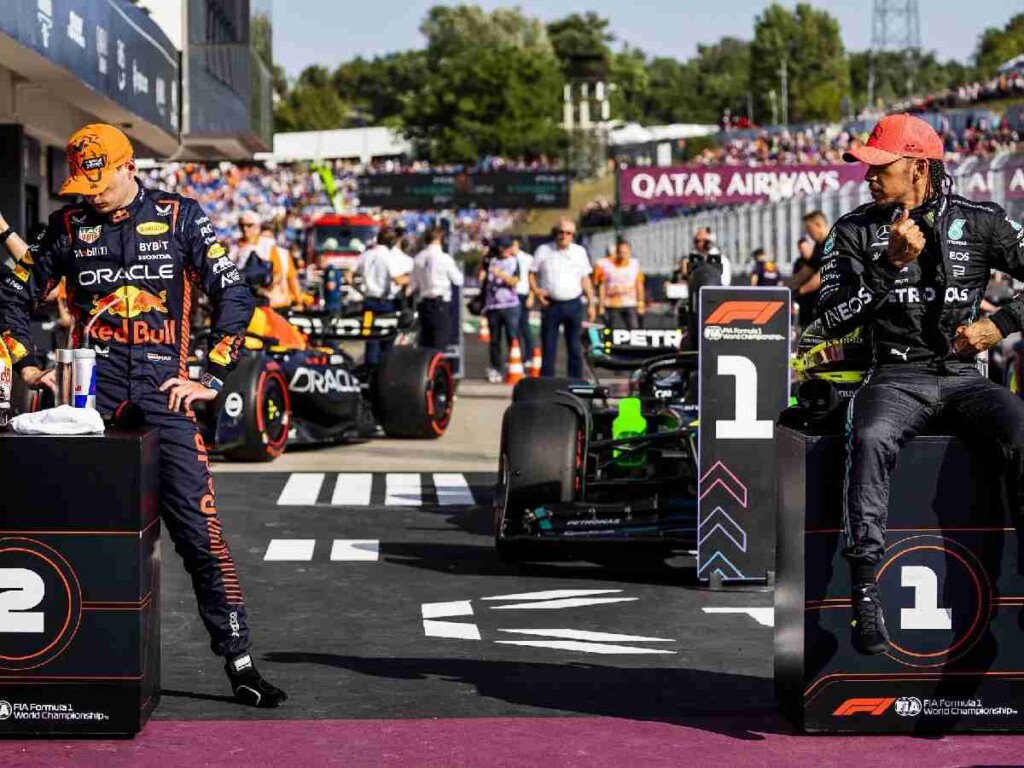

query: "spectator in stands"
left=530, top=218, right=597, bottom=378
left=750, top=248, right=781, bottom=287
left=479, top=241, right=522, bottom=383
left=509, top=235, right=536, bottom=362
left=792, top=210, right=829, bottom=328
left=598, top=239, right=645, bottom=330
left=357, top=226, right=407, bottom=366
left=410, top=226, right=464, bottom=352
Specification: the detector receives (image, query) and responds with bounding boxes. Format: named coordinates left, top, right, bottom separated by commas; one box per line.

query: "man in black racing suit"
left=818, top=113, right=1024, bottom=655
left=0, top=123, right=286, bottom=706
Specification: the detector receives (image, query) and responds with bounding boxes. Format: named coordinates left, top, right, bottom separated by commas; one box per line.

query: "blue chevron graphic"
left=697, top=551, right=746, bottom=580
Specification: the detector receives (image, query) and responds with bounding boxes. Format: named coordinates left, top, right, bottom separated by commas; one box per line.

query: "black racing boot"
left=850, top=583, right=890, bottom=655
left=226, top=653, right=288, bottom=708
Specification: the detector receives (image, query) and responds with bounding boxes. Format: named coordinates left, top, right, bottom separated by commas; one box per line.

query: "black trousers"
left=844, top=362, right=1024, bottom=568
left=605, top=307, right=640, bottom=330
left=418, top=297, right=451, bottom=351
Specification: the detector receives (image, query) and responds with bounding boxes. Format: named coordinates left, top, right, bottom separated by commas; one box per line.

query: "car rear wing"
left=284, top=308, right=414, bottom=342
left=584, top=324, right=690, bottom=371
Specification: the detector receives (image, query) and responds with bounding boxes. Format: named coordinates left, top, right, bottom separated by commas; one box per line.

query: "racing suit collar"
left=106, top=180, right=147, bottom=224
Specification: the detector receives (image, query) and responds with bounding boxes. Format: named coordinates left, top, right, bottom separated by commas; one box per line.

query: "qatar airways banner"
left=620, top=164, right=866, bottom=207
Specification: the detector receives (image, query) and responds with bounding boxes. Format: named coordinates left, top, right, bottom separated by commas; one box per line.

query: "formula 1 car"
left=492, top=324, right=700, bottom=560
left=192, top=305, right=454, bottom=461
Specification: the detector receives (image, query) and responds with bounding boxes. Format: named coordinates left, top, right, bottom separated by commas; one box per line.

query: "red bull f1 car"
left=493, top=324, right=700, bottom=560
left=191, top=304, right=455, bottom=461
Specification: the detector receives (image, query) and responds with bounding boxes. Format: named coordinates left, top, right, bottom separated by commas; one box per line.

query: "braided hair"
left=927, top=159, right=954, bottom=200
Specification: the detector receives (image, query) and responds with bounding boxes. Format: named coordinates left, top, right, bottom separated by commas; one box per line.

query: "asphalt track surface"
left=7, top=336, right=1024, bottom=766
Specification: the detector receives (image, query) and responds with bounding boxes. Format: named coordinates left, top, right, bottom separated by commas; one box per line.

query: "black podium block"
left=0, top=430, right=160, bottom=737
left=775, top=425, right=1024, bottom=733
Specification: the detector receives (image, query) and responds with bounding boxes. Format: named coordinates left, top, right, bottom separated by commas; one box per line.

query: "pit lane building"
left=0, top=0, right=273, bottom=233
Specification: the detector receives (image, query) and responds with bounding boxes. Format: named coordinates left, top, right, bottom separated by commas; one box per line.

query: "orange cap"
left=61, top=123, right=134, bottom=196
left=843, top=113, right=944, bottom=166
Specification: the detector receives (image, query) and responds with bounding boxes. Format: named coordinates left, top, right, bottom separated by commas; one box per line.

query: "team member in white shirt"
left=509, top=235, right=536, bottom=359
left=409, top=226, right=464, bottom=351
left=529, top=218, right=596, bottom=378
left=356, top=226, right=407, bottom=365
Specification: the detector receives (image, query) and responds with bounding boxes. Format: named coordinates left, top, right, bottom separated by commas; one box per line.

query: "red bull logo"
left=91, top=287, right=169, bottom=319
left=87, top=319, right=178, bottom=345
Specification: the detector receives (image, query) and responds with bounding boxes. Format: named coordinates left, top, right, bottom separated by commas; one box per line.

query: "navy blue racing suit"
left=817, top=194, right=1024, bottom=569
left=0, top=183, right=255, bottom=657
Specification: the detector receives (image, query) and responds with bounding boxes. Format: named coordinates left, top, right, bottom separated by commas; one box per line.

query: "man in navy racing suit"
left=817, top=113, right=1024, bottom=655
left=0, top=123, right=286, bottom=706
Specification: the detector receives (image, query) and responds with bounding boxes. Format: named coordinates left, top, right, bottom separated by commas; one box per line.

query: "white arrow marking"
left=702, top=607, right=774, bottom=627
left=264, top=539, right=316, bottom=561
left=422, top=601, right=474, bottom=619
left=490, top=597, right=637, bottom=610
left=277, top=473, right=324, bottom=506
left=423, top=620, right=481, bottom=640
left=497, top=629, right=674, bottom=642
left=482, top=589, right=624, bottom=601
left=495, top=640, right=675, bottom=655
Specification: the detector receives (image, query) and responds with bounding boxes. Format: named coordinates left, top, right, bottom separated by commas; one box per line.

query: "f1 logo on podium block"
left=0, top=538, right=82, bottom=671
left=698, top=287, right=791, bottom=583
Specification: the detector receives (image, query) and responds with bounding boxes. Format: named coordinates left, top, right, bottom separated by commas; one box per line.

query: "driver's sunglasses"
left=242, top=222, right=259, bottom=229
left=556, top=229, right=574, bottom=236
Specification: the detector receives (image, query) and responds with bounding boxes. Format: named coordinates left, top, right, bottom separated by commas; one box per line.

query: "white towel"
left=11, top=405, right=105, bottom=435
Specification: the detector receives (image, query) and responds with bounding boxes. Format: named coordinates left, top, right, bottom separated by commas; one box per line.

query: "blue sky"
left=273, top=0, right=1015, bottom=77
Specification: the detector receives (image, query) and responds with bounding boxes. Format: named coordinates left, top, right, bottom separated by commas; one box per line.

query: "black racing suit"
left=0, top=184, right=256, bottom=657
left=817, top=193, right=1024, bottom=570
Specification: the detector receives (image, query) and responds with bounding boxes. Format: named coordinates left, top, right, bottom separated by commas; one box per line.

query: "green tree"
left=749, top=4, right=849, bottom=123
left=643, top=57, right=706, bottom=124
left=273, top=65, right=349, bottom=132
left=332, top=51, right=427, bottom=124
left=547, top=12, right=614, bottom=81
left=403, top=35, right=564, bottom=162
left=610, top=45, right=650, bottom=121
left=695, top=37, right=751, bottom=122
left=849, top=50, right=969, bottom=110
left=419, top=5, right=552, bottom=59
left=974, top=13, right=1024, bottom=77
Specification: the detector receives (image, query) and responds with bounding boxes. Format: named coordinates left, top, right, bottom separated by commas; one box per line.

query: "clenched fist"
left=951, top=319, right=1002, bottom=356
left=887, top=208, right=926, bottom=269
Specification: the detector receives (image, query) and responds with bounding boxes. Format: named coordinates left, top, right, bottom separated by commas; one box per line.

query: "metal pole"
left=613, top=160, right=622, bottom=236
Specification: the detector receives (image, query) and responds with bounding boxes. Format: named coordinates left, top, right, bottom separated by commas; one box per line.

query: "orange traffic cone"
left=478, top=315, right=491, bottom=343
left=530, top=346, right=542, bottom=378
left=505, top=339, right=525, bottom=385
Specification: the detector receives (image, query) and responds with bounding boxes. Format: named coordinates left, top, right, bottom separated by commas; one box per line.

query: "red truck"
left=304, top=213, right=381, bottom=269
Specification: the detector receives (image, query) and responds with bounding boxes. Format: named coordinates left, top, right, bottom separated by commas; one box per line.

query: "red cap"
left=843, top=113, right=944, bottom=165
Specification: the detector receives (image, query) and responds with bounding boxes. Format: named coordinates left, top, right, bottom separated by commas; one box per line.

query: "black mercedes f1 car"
left=492, top=324, right=700, bottom=560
